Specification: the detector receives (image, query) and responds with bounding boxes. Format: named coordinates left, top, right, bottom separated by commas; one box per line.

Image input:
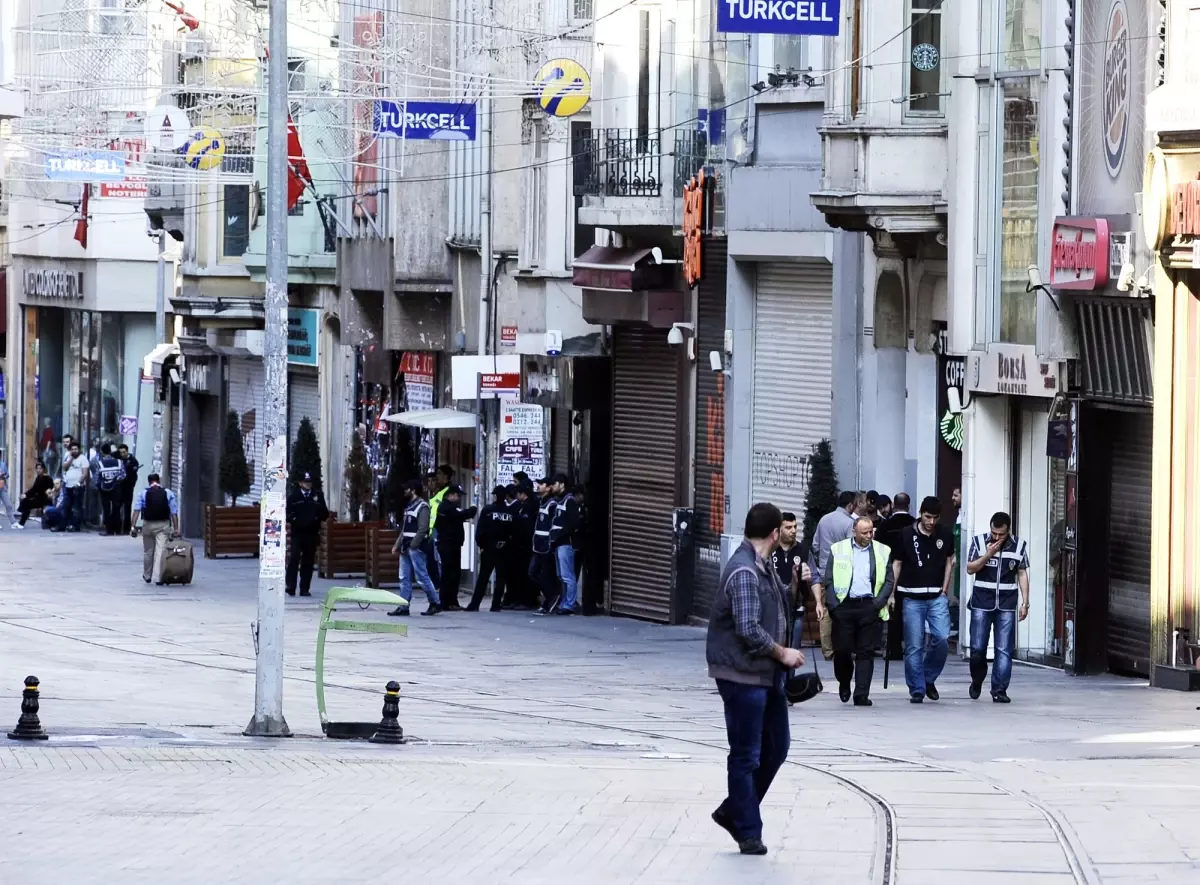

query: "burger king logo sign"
left=1103, top=0, right=1130, bottom=178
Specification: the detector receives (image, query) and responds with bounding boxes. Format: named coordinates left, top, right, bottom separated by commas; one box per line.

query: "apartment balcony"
left=575, top=128, right=677, bottom=230
left=810, top=122, right=947, bottom=234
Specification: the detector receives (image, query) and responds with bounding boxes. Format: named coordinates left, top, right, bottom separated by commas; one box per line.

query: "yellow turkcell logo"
left=534, top=58, right=592, bottom=118
left=184, top=128, right=226, bottom=171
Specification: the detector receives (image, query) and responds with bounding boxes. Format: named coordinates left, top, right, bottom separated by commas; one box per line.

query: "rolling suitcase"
left=160, top=538, right=195, bottom=585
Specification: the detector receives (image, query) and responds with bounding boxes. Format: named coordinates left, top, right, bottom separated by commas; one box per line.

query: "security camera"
left=1117, top=262, right=1136, bottom=292
left=1027, top=265, right=1043, bottom=290
left=709, top=350, right=723, bottom=372
left=667, top=325, right=685, bottom=345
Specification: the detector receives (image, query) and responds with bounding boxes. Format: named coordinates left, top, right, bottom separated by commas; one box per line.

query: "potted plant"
left=289, top=416, right=323, bottom=496
left=802, top=438, right=839, bottom=552
left=205, top=410, right=260, bottom=558
left=320, top=430, right=377, bottom=578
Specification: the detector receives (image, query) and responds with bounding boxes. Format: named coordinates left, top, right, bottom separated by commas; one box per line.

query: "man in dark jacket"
left=508, top=482, right=538, bottom=609
left=116, top=444, right=140, bottom=535
left=435, top=484, right=477, bottom=610
left=467, top=485, right=514, bottom=611
left=530, top=477, right=559, bottom=613
left=548, top=473, right=582, bottom=614
left=876, top=492, right=916, bottom=661
left=706, top=502, right=803, bottom=857
left=285, top=471, right=330, bottom=597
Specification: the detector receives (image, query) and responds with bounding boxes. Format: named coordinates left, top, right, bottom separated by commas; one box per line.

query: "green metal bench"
left=316, top=586, right=408, bottom=738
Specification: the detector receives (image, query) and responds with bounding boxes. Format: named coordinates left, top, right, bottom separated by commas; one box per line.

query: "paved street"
left=1, top=531, right=1199, bottom=884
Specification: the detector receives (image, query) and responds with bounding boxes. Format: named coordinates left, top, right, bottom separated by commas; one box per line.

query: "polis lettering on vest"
left=1049, top=217, right=1110, bottom=290
left=717, top=0, right=840, bottom=36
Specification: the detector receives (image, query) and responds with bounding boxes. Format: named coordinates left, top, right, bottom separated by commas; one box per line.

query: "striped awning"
left=1076, top=296, right=1153, bottom=405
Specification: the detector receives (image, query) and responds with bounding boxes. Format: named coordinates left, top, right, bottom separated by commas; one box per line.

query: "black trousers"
left=438, top=544, right=463, bottom=607
left=469, top=546, right=509, bottom=610
left=100, top=491, right=122, bottom=535
left=528, top=551, right=558, bottom=608
left=119, top=482, right=137, bottom=534
left=508, top=547, right=535, bottom=607
left=286, top=530, right=320, bottom=593
left=832, top=598, right=881, bottom=699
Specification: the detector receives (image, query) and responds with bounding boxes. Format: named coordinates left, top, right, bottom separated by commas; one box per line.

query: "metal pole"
left=476, top=78, right=491, bottom=359
left=155, top=230, right=166, bottom=343
left=245, top=0, right=291, bottom=738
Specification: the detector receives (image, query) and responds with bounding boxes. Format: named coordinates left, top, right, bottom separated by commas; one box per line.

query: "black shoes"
left=925, top=683, right=940, bottom=701
left=285, top=588, right=296, bottom=597
left=299, top=589, right=311, bottom=597
left=910, top=693, right=925, bottom=704
left=420, top=604, right=443, bottom=616
left=738, top=838, right=768, bottom=856
left=839, top=683, right=851, bottom=703
left=853, top=697, right=873, bottom=707
left=992, top=690, right=1011, bottom=704
left=969, top=680, right=982, bottom=700
left=711, top=808, right=738, bottom=845
left=387, top=606, right=409, bottom=617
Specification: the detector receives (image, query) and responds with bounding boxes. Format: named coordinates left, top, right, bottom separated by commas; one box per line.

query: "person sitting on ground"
left=43, top=480, right=67, bottom=532
left=14, top=461, right=54, bottom=529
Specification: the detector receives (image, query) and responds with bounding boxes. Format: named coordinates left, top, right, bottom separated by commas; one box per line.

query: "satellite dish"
left=144, top=106, right=192, bottom=151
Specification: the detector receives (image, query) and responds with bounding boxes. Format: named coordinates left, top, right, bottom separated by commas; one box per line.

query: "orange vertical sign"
left=683, top=170, right=707, bottom=288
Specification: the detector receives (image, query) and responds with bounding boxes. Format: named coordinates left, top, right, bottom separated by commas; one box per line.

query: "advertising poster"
left=497, top=401, right=545, bottom=486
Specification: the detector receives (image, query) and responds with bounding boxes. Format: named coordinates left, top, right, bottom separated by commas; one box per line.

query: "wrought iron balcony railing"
left=573, top=128, right=662, bottom=197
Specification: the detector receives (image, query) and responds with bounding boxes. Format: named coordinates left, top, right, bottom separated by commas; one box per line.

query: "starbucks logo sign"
left=1103, top=0, right=1130, bottom=178
left=912, top=43, right=940, bottom=73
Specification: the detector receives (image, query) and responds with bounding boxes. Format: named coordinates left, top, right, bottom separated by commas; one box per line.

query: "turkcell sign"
left=717, top=0, right=840, bottom=36
left=44, top=150, right=127, bottom=182
left=374, top=100, right=477, bottom=141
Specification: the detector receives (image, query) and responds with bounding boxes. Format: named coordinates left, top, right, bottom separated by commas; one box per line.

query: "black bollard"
left=8, top=676, right=49, bottom=741
left=369, top=680, right=404, bottom=744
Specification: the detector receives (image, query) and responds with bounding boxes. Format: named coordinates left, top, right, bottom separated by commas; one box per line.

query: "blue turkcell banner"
left=716, top=0, right=840, bottom=36
left=44, top=150, right=127, bottom=182
left=374, top=101, right=477, bottom=140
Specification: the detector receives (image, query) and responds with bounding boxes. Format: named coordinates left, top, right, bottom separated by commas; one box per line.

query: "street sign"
left=374, top=101, right=477, bottom=140
left=119, top=415, right=139, bottom=436
left=500, top=325, right=518, bottom=347
left=44, top=150, right=126, bottom=182
left=184, top=128, right=225, bottom=171
left=534, top=58, right=592, bottom=118
left=479, top=372, right=520, bottom=399
left=717, top=0, right=841, bottom=36
left=144, top=105, right=191, bottom=151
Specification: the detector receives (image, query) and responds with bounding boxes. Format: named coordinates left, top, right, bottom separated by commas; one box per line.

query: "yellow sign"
left=184, top=127, right=226, bottom=171
left=534, top=58, right=592, bottom=118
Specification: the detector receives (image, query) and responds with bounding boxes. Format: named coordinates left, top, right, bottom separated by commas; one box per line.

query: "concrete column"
left=724, top=254, right=755, bottom=536
left=830, top=230, right=863, bottom=490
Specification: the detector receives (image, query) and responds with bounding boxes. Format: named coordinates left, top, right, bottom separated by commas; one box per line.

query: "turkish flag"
left=73, top=184, right=89, bottom=249
left=164, top=1, right=200, bottom=31
left=287, top=114, right=314, bottom=211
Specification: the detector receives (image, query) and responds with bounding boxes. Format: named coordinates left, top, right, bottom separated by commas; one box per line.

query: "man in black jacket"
left=508, top=482, right=538, bottom=609
left=530, top=477, right=560, bottom=613
left=467, top=485, right=514, bottom=611
left=435, top=484, right=477, bottom=610
left=116, top=444, right=140, bottom=535
left=285, top=471, right=329, bottom=597
left=549, top=473, right=582, bottom=614
left=876, top=492, right=916, bottom=660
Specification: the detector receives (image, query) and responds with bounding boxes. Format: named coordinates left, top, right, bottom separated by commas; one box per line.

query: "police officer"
left=508, top=482, right=537, bottom=609
left=389, top=480, right=442, bottom=616
left=467, top=485, right=513, bottom=612
left=285, top=471, right=329, bottom=597
left=771, top=511, right=812, bottom=654
left=965, top=511, right=1030, bottom=703
left=548, top=473, right=582, bottom=615
left=435, top=484, right=477, bottom=610
left=530, top=477, right=560, bottom=613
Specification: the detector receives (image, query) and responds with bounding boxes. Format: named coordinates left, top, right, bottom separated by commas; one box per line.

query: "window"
left=906, top=0, right=944, bottom=115
left=572, top=0, right=593, bottom=22
left=637, top=11, right=651, bottom=147
left=1002, top=0, right=1042, bottom=71
left=222, top=184, right=250, bottom=259
left=521, top=118, right=546, bottom=269
left=998, top=80, right=1039, bottom=344
left=773, top=36, right=807, bottom=74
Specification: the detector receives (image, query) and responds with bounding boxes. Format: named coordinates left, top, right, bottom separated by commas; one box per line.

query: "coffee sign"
left=22, top=268, right=84, bottom=300
left=1050, top=218, right=1110, bottom=290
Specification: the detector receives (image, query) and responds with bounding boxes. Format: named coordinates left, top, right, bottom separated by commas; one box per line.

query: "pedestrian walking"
left=808, top=490, right=864, bottom=661
left=771, top=512, right=812, bottom=656
left=388, top=481, right=442, bottom=616
left=285, top=471, right=329, bottom=597
left=467, top=485, right=515, bottom=611
left=965, top=511, right=1030, bottom=703
left=530, top=477, right=560, bottom=613
left=549, top=473, right=582, bottom=615
left=94, top=443, right=126, bottom=536
left=813, top=516, right=894, bottom=706
left=877, top=492, right=916, bottom=661
left=434, top=484, right=477, bottom=610
left=130, top=473, right=179, bottom=584
left=116, top=444, right=140, bottom=535
left=61, top=442, right=89, bottom=532
left=14, top=461, right=54, bottom=528
left=706, top=503, right=802, bottom=857
left=890, top=496, right=956, bottom=703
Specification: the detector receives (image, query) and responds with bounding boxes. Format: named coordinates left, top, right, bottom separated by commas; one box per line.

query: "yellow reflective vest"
left=429, top=487, right=448, bottom=530
left=829, top=538, right=891, bottom=621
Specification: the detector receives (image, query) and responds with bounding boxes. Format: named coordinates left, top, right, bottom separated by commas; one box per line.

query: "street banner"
left=374, top=101, right=477, bottom=140
left=716, top=0, right=840, bottom=36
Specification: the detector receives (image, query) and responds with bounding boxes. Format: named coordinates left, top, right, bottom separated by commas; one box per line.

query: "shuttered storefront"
left=551, top=407, right=572, bottom=478
left=750, top=262, right=834, bottom=517
left=692, top=240, right=727, bottom=620
left=288, top=369, right=320, bottom=454
left=1106, top=410, right=1153, bottom=676
left=227, top=357, right=265, bottom=503
left=610, top=326, right=679, bottom=622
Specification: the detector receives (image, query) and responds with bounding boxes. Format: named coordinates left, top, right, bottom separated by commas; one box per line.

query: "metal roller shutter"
left=1107, top=410, right=1153, bottom=676
left=552, top=407, right=572, bottom=478
left=226, top=358, right=264, bottom=503
left=197, top=394, right=221, bottom=504
left=288, top=370, right=320, bottom=454
left=693, top=240, right=727, bottom=620
left=610, top=326, right=679, bottom=622
left=750, top=262, right=834, bottom=517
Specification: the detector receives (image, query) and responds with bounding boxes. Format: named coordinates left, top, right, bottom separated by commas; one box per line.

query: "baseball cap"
left=301, top=472, right=313, bottom=482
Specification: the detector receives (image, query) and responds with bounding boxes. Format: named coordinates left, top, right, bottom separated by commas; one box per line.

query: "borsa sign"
left=717, top=0, right=840, bottom=36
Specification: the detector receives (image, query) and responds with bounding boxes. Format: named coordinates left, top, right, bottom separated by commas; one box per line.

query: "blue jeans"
left=400, top=548, right=440, bottom=606
left=555, top=545, right=579, bottom=611
left=63, top=487, right=83, bottom=530
left=902, top=595, right=951, bottom=695
left=969, top=608, right=1016, bottom=693
left=42, top=507, right=65, bottom=531
left=715, top=678, right=791, bottom=843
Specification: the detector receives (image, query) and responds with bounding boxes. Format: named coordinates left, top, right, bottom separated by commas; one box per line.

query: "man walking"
left=130, top=473, right=179, bottom=584
left=771, top=512, right=811, bottom=653
left=62, top=441, right=89, bottom=532
left=285, top=471, right=329, bottom=597
left=434, top=484, right=477, bottom=610
left=813, top=517, right=893, bottom=706
left=877, top=492, right=917, bottom=660
left=94, top=443, right=125, bottom=536
left=388, top=480, right=442, bottom=616
left=966, top=511, right=1030, bottom=703
left=116, top=444, right=140, bottom=535
left=706, top=503, right=803, bottom=857
left=530, top=477, right=560, bottom=613
left=809, top=490, right=863, bottom=661
left=549, top=473, right=582, bottom=615
left=467, top=485, right=514, bottom=612
left=891, top=496, right=956, bottom=703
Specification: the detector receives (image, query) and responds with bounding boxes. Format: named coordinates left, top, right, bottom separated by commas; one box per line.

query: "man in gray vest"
left=966, top=511, right=1030, bottom=702
left=706, top=503, right=803, bottom=857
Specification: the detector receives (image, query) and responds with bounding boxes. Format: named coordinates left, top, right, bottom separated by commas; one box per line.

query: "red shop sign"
left=1049, top=217, right=1110, bottom=291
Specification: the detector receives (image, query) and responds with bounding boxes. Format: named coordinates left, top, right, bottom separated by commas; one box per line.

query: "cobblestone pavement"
left=1, top=531, right=1199, bottom=884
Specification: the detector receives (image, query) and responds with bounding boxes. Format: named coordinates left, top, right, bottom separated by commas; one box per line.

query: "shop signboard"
left=500, top=325, right=517, bottom=347
left=717, top=0, right=840, bottom=36
left=118, top=415, right=138, bottom=436
left=374, top=100, right=477, bottom=140
left=100, top=179, right=148, bottom=199
left=44, top=150, right=126, bottom=182
left=22, top=269, right=84, bottom=301
left=479, top=372, right=520, bottom=399
left=497, top=401, right=545, bottom=486
left=966, top=343, right=1062, bottom=398
left=1050, top=218, right=1110, bottom=290
left=400, top=351, right=435, bottom=412
left=286, top=308, right=319, bottom=367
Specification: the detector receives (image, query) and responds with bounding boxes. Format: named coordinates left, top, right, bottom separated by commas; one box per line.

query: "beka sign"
left=1049, top=217, right=1110, bottom=291
left=717, top=0, right=840, bottom=36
